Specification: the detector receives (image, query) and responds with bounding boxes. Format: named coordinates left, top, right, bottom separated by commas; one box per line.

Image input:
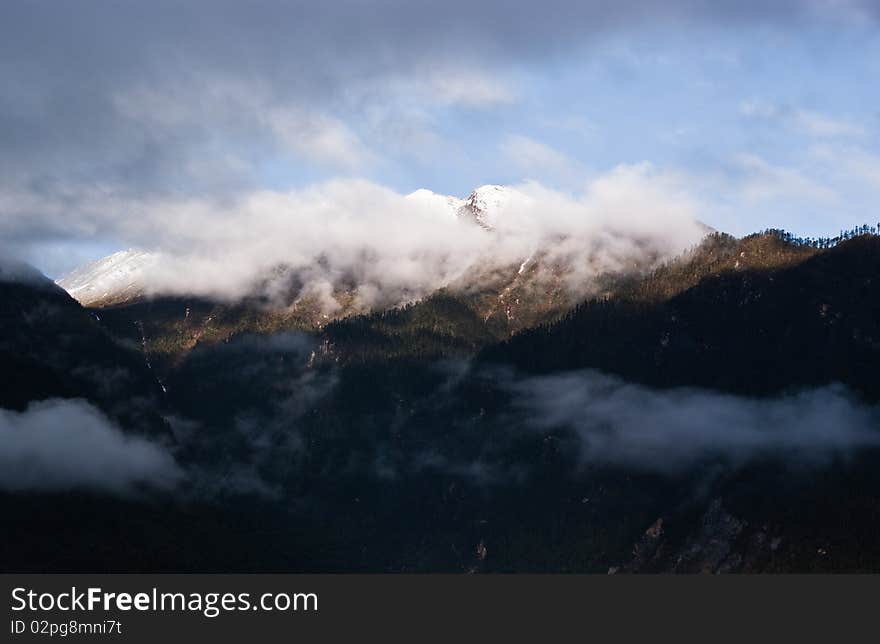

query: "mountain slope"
left=56, top=249, right=158, bottom=307
left=55, top=184, right=706, bottom=361
left=0, top=261, right=168, bottom=427
left=484, top=234, right=880, bottom=400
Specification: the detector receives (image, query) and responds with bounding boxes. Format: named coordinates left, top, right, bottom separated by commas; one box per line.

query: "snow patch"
left=57, top=249, right=158, bottom=305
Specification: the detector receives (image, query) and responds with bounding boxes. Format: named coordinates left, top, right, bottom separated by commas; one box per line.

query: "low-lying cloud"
left=53, top=167, right=706, bottom=312
left=513, top=370, right=880, bottom=473
left=0, top=399, right=183, bottom=494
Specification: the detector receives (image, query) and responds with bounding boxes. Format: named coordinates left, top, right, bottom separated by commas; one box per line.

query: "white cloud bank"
left=0, top=400, right=183, bottom=495
left=740, top=100, right=865, bottom=139
left=515, top=370, right=880, bottom=473
left=51, top=165, right=707, bottom=311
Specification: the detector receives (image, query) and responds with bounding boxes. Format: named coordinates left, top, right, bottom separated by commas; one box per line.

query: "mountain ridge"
left=56, top=184, right=702, bottom=317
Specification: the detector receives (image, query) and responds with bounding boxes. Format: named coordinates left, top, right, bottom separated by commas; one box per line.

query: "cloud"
left=264, top=107, right=375, bottom=170
left=500, top=135, right=587, bottom=184
left=539, top=115, right=598, bottom=141
left=3, top=0, right=877, bottom=275
left=110, top=80, right=376, bottom=172
left=421, top=69, right=516, bottom=107
left=314, top=361, right=880, bottom=485
left=809, top=144, right=880, bottom=190
left=41, top=169, right=706, bottom=310
left=1, top=1, right=870, bottom=196
left=795, top=110, right=865, bottom=138
left=740, top=100, right=865, bottom=138
left=730, top=154, right=836, bottom=203
left=0, top=399, right=183, bottom=494
left=512, top=370, right=880, bottom=473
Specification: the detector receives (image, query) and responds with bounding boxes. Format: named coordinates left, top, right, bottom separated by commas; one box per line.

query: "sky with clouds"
left=3, top=1, right=880, bottom=277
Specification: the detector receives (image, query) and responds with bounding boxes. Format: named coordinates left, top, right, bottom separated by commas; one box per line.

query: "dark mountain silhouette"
left=0, top=267, right=168, bottom=431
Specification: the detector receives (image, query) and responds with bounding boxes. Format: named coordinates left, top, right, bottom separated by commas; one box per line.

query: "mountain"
left=56, top=184, right=699, bottom=366
left=0, top=261, right=167, bottom=418
left=404, top=184, right=529, bottom=230
left=0, top=264, right=330, bottom=572
left=10, top=228, right=880, bottom=573
left=483, top=233, right=880, bottom=400
left=457, top=184, right=529, bottom=230
left=56, top=249, right=158, bottom=307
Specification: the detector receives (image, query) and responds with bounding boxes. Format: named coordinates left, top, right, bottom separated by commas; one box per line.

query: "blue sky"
left=358, top=22, right=880, bottom=236
left=2, top=1, right=880, bottom=277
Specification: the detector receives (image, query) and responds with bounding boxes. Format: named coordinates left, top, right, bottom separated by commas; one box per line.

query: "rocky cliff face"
left=618, top=500, right=764, bottom=573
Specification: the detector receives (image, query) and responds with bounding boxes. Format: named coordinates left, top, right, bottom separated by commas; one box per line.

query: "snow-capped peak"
left=458, top=184, right=528, bottom=230
left=406, top=184, right=527, bottom=230
left=57, top=249, right=158, bottom=306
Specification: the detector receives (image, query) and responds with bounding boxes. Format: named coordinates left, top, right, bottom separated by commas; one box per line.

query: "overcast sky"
left=3, top=1, right=880, bottom=277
